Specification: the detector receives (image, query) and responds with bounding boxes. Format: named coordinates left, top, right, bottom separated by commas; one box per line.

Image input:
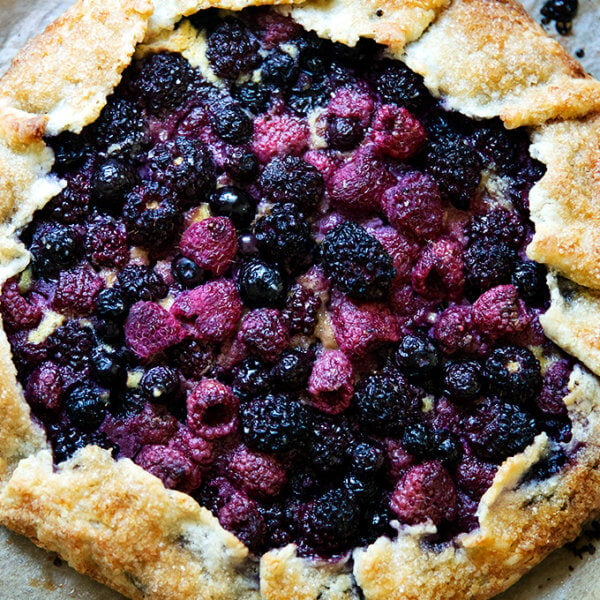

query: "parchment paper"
left=0, top=1, right=599, bottom=598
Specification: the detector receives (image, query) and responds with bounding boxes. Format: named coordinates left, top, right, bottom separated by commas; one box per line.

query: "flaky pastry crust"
left=1, top=1, right=600, bottom=600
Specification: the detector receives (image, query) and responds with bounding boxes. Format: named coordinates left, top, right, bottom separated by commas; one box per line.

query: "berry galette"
left=1, top=1, right=600, bottom=599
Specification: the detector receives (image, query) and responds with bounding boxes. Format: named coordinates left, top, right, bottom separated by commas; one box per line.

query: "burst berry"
left=235, top=82, right=273, bottom=114
left=90, top=346, right=125, bottom=386
left=321, top=222, right=395, bottom=301
left=259, top=156, right=324, bottom=211
left=53, top=265, right=104, bottom=317
left=65, top=384, right=107, bottom=430
left=140, top=366, right=181, bottom=404
left=307, top=349, right=354, bottom=415
left=209, top=186, right=256, bottom=229
left=222, top=147, right=259, bottom=181
left=237, top=259, right=287, bottom=308
left=395, top=333, right=441, bottom=378
left=180, top=217, right=238, bottom=276
left=49, top=131, right=89, bottom=173
left=537, top=360, right=571, bottom=416
left=455, top=450, right=498, bottom=499
left=283, top=283, right=320, bottom=335
left=402, top=424, right=462, bottom=466
left=326, top=116, right=365, bottom=151
left=117, top=265, right=168, bottom=303
left=228, top=445, right=287, bottom=499
left=442, top=360, right=482, bottom=402
left=238, top=308, right=289, bottom=363
left=261, top=50, right=299, bottom=87
left=433, top=305, right=482, bottom=355
left=231, top=357, right=273, bottom=400
left=168, top=339, right=214, bottom=380
left=187, top=379, right=239, bottom=439
left=25, top=361, right=63, bottom=413
left=95, top=288, right=127, bottom=320
left=368, top=105, right=426, bottom=160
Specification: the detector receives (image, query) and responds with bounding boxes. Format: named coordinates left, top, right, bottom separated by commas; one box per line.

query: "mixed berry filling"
left=3, top=8, right=575, bottom=557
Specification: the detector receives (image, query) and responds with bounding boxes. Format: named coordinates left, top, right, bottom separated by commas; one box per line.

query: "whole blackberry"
left=394, top=333, right=441, bottom=378
left=233, top=82, right=273, bottom=114
left=402, top=424, right=462, bottom=466
left=222, top=147, right=259, bottom=181
left=349, top=441, right=385, bottom=475
left=209, top=103, right=252, bottom=145
left=465, top=239, right=516, bottom=293
left=206, top=20, right=261, bottom=80
left=270, top=349, right=313, bottom=391
left=425, top=138, right=482, bottom=209
left=147, top=136, right=215, bottom=204
left=375, top=60, right=430, bottom=112
left=91, top=346, right=125, bottom=386
left=442, top=360, right=482, bottom=402
left=51, top=427, right=116, bottom=463
left=209, top=186, right=256, bottom=229
left=91, top=159, right=137, bottom=205
left=254, top=203, right=313, bottom=269
left=259, top=156, right=325, bottom=212
left=140, top=366, right=181, bottom=404
left=47, top=321, right=95, bottom=369
left=283, top=283, right=320, bottom=336
left=95, top=288, right=127, bottom=320
left=49, top=131, right=89, bottom=173
left=484, top=346, right=542, bottom=405
left=237, top=258, right=287, bottom=309
left=287, top=73, right=331, bottom=116
left=354, top=373, right=416, bottom=435
left=134, top=52, right=196, bottom=114
left=308, top=415, right=349, bottom=473
left=240, top=394, right=309, bottom=453
left=116, top=265, right=168, bottom=303
left=320, top=222, right=395, bottom=301
left=511, top=261, right=548, bottom=305
left=261, top=50, right=299, bottom=88
left=467, top=209, right=526, bottom=249
left=171, top=256, right=206, bottom=289
left=465, top=398, right=540, bottom=463
left=30, top=225, right=81, bottom=277
left=65, top=384, right=107, bottom=430
left=231, top=357, right=273, bottom=400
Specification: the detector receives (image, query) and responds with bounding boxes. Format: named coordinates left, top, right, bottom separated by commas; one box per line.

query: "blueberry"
left=231, top=357, right=273, bottom=400
left=91, top=346, right=125, bottom=386
left=442, top=360, right=482, bottom=402
left=209, top=103, right=252, bottom=145
left=95, top=288, right=127, bottom=320
left=140, top=366, right=181, bottom=404
left=238, top=233, right=259, bottom=256
left=209, top=186, right=256, bottom=229
left=91, top=159, right=137, bottom=204
left=65, top=384, right=107, bottom=430
left=237, top=258, right=287, bottom=308
left=395, top=334, right=441, bottom=378
left=172, top=256, right=206, bottom=288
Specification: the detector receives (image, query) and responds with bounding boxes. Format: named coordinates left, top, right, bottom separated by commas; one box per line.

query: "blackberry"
left=116, top=265, right=168, bottom=303
left=349, top=441, right=385, bottom=475
left=209, top=186, right=256, bottom=229
left=209, top=103, right=252, bottom=145
left=91, top=159, right=137, bottom=205
left=147, top=136, right=215, bottom=204
left=320, top=222, right=395, bottom=301
left=233, top=82, right=273, bottom=114
left=402, top=424, right=462, bottom=466
left=254, top=203, right=313, bottom=269
left=467, top=209, right=526, bottom=249
left=425, top=138, right=482, bottom=209
left=237, top=258, right=287, bottom=309
left=464, top=239, right=516, bottom=292
left=168, top=339, right=214, bottom=380
left=523, top=446, right=568, bottom=483
left=394, top=334, right=441, bottom=379
left=47, top=322, right=95, bottom=369
left=375, top=60, right=430, bottom=112
left=172, top=256, right=206, bottom=289
left=361, top=499, right=395, bottom=543
left=511, top=261, right=548, bottom=305
left=287, top=74, right=331, bottom=116
left=240, top=394, right=309, bottom=453
left=270, top=349, right=312, bottom=391
left=231, top=357, right=273, bottom=400
left=51, top=427, right=116, bottom=464
left=95, top=288, right=127, bottom=320
left=222, top=147, right=259, bottom=181
left=134, top=52, right=196, bottom=114
left=326, top=116, right=364, bottom=151
left=91, top=346, right=125, bottom=386
left=140, top=366, right=181, bottom=404
left=484, top=346, right=542, bottom=404
left=65, top=384, right=107, bottom=431
left=261, top=50, right=299, bottom=88
left=354, top=373, right=415, bottom=435
left=308, top=415, right=349, bottom=473
left=206, top=20, right=261, bottom=80
left=343, top=473, right=377, bottom=504
left=442, top=360, right=482, bottom=402
left=465, top=398, right=540, bottom=463
left=260, top=156, right=325, bottom=212
left=283, top=283, right=320, bottom=336
left=49, top=131, right=89, bottom=173
left=30, top=225, right=81, bottom=277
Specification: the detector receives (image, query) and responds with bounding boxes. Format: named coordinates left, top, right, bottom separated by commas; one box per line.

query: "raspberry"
left=147, top=136, right=215, bottom=204
left=125, top=301, right=186, bottom=359
left=237, top=308, right=289, bottom=363
left=389, top=282, right=437, bottom=328
left=464, top=239, right=516, bottom=293
left=464, top=398, right=539, bottom=463
left=133, top=52, right=196, bottom=114
left=484, top=345, right=542, bottom=405
left=259, top=156, right=325, bottom=215
left=442, top=360, right=482, bottom=402
left=53, top=265, right=104, bottom=317
left=228, top=445, right=287, bottom=499
left=9, top=331, right=48, bottom=377
left=187, top=379, right=239, bottom=439
left=537, top=360, right=571, bottom=416
left=433, top=305, right=482, bottom=355
left=217, top=491, right=265, bottom=552
left=85, top=215, right=129, bottom=268
left=303, top=149, right=342, bottom=182
left=167, top=339, right=214, bottom=380
left=251, top=10, right=303, bottom=49
left=382, top=172, right=444, bottom=242
left=30, top=224, right=82, bottom=278
left=169, top=426, right=214, bottom=466
left=375, top=60, right=430, bottom=112
left=321, top=222, right=395, bottom=301
left=329, top=291, right=401, bottom=358
left=307, top=349, right=354, bottom=415
left=206, top=19, right=261, bottom=80
left=385, top=439, right=416, bottom=482
left=283, top=283, right=320, bottom=336
left=328, top=86, right=374, bottom=126
left=467, top=209, right=526, bottom=249
left=368, top=105, right=426, bottom=160
left=472, top=285, right=531, bottom=340
left=411, top=238, right=465, bottom=302
left=237, top=259, right=287, bottom=309
left=117, top=265, right=168, bottom=303
left=369, top=226, right=420, bottom=284
left=0, top=279, right=43, bottom=332
left=328, top=150, right=394, bottom=214
left=390, top=461, right=457, bottom=526
left=25, top=361, right=63, bottom=413
left=394, top=333, right=441, bottom=378
left=252, top=113, right=309, bottom=163
left=179, top=217, right=237, bottom=276
left=135, top=445, right=201, bottom=493
left=171, top=279, right=242, bottom=342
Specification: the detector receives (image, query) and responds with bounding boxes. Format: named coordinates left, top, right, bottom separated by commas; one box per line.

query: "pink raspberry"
left=217, top=489, right=265, bottom=550
left=251, top=10, right=303, bottom=48
left=85, top=216, right=129, bottom=268
left=171, top=279, right=242, bottom=342
left=329, top=290, right=401, bottom=359
left=169, top=424, right=215, bottom=466
left=237, top=309, right=289, bottom=363
left=472, top=284, right=531, bottom=340
left=53, top=265, right=104, bottom=317
left=328, top=149, right=395, bottom=215
left=303, top=149, right=342, bottom=182
left=328, top=86, right=374, bottom=126
left=537, top=360, right=571, bottom=416
left=180, top=217, right=238, bottom=276
left=368, top=105, right=426, bottom=160
left=434, top=305, right=483, bottom=355
left=25, top=361, right=63, bottom=413
left=412, top=238, right=465, bottom=302
left=135, top=444, right=202, bottom=493
left=307, top=349, right=354, bottom=415
left=384, top=438, right=416, bottom=482
left=228, top=445, right=287, bottom=499
left=252, top=113, right=309, bottom=163
left=390, top=460, right=457, bottom=526
left=390, top=282, right=437, bottom=330
left=0, top=279, right=43, bottom=332
left=382, top=171, right=444, bottom=242
left=125, top=301, right=186, bottom=359
left=369, top=226, right=420, bottom=284
left=187, top=379, right=239, bottom=439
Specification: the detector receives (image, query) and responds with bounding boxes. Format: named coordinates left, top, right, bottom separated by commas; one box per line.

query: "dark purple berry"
left=283, top=283, right=320, bottom=336
left=270, top=349, right=312, bottom=391
left=541, top=0, right=578, bottom=22
left=209, top=103, right=252, bottom=145
left=523, top=446, right=568, bottom=482
left=231, top=357, right=273, bottom=400
left=375, top=60, right=430, bottom=112
left=65, top=384, right=107, bottom=430
left=47, top=321, right=95, bottom=369
left=233, top=82, right=272, bottom=114
left=237, top=258, right=287, bottom=308
left=222, top=147, right=259, bottom=181
left=511, top=261, right=548, bottom=305
left=91, top=159, right=137, bottom=205
left=442, top=360, right=482, bottom=402
left=349, top=441, right=385, bottom=475
left=326, top=116, right=364, bottom=151
left=168, top=339, right=214, bottom=380
left=95, top=288, right=127, bottom=320
left=49, top=131, right=89, bottom=173
left=206, top=20, right=261, bottom=80
left=402, top=423, right=462, bottom=466
left=116, top=265, right=168, bottom=303
left=91, top=346, right=125, bottom=386
left=209, top=186, right=256, bottom=229
left=30, top=225, right=81, bottom=277
left=238, top=233, right=259, bottom=256
left=308, top=415, right=349, bottom=472
left=465, top=239, right=516, bottom=293
left=467, top=209, right=526, bottom=249
left=172, top=256, right=206, bottom=289
left=140, top=366, right=181, bottom=404
left=261, top=50, right=299, bottom=88
left=394, top=333, right=440, bottom=378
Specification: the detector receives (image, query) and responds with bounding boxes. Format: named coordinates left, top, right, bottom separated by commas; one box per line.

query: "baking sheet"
left=0, top=0, right=599, bottom=598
